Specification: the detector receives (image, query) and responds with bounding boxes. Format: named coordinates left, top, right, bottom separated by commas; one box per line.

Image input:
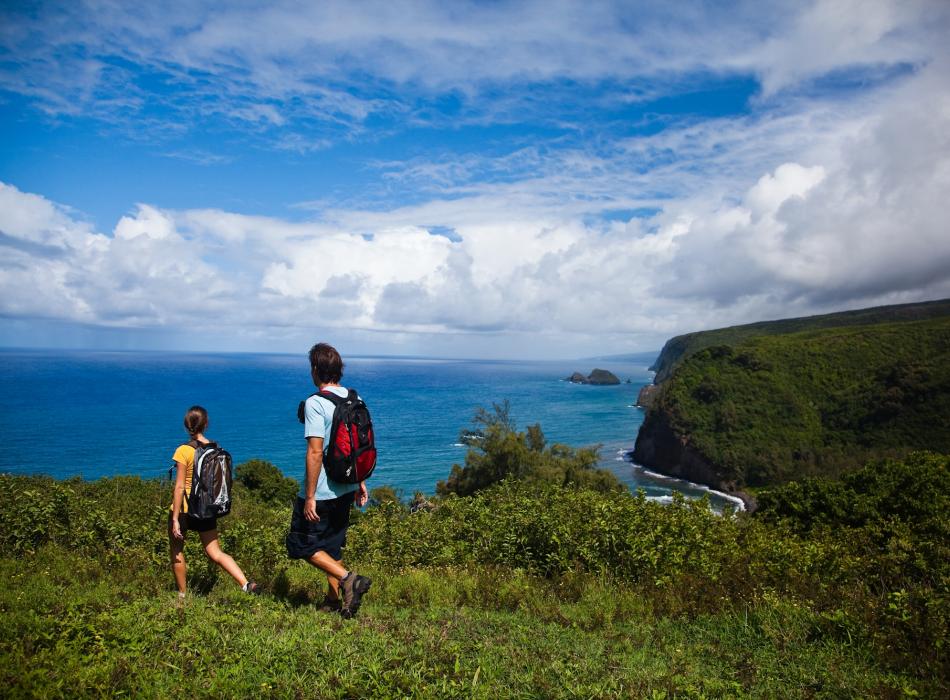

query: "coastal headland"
left=632, top=298, right=950, bottom=506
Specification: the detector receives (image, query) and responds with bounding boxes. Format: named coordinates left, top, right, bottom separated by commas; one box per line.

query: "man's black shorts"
left=286, top=492, right=355, bottom=561
left=167, top=510, right=217, bottom=536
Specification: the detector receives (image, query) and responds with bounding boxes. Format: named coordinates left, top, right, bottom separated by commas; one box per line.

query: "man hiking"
left=286, top=342, right=372, bottom=618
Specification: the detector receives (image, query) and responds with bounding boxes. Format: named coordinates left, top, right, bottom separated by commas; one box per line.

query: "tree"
left=437, top=402, right=622, bottom=496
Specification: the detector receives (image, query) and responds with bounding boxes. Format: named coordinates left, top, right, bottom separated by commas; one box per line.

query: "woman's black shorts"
left=167, top=510, right=217, bottom=536
left=286, top=492, right=355, bottom=561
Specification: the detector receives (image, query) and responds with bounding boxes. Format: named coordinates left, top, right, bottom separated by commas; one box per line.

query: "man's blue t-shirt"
left=302, top=385, right=360, bottom=501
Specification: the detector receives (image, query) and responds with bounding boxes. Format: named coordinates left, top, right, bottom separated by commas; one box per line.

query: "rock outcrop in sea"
left=566, top=369, right=621, bottom=385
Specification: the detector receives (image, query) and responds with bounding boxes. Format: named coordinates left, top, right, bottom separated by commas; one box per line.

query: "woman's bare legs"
left=169, top=534, right=187, bottom=594
left=199, top=529, right=249, bottom=588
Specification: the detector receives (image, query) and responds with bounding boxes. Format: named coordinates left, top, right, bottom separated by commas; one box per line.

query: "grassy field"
left=1, top=454, right=947, bottom=698
left=0, top=554, right=921, bottom=698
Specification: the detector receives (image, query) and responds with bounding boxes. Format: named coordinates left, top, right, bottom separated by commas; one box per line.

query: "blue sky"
left=1, top=0, right=949, bottom=359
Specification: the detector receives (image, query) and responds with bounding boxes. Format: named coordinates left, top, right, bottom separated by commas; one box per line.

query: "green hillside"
left=650, top=298, right=950, bottom=383
left=1, top=455, right=948, bottom=697
left=635, top=312, right=950, bottom=489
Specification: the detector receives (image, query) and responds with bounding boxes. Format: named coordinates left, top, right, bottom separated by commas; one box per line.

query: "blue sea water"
left=0, top=349, right=739, bottom=509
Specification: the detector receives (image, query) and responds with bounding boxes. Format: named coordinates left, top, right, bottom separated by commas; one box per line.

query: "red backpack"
left=298, top=389, right=377, bottom=483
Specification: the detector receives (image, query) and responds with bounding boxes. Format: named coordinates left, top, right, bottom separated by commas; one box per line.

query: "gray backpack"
left=188, top=441, right=233, bottom=519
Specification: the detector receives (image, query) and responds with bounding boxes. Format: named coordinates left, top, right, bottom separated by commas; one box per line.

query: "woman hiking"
left=168, top=405, right=259, bottom=599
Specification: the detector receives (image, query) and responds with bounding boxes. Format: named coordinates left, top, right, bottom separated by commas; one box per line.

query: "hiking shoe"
left=317, top=595, right=342, bottom=614
left=243, top=581, right=261, bottom=595
left=340, top=573, right=372, bottom=619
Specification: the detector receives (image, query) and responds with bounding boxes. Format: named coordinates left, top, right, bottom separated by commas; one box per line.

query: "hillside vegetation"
left=1, top=451, right=948, bottom=697
left=650, top=298, right=950, bottom=383
left=635, top=307, right=950, bottom=490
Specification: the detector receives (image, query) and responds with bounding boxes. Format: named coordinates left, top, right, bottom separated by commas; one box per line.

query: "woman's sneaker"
left=243, top=581, right=261, bottom=595
left=340, top=573, right=372, bottom=619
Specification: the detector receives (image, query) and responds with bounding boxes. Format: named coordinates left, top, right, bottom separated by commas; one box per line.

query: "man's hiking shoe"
left=243, top=581, right=261, bottom=595
left=340, top=573, right=371, bottom=619
left=317, top=595, right=342, bottom=614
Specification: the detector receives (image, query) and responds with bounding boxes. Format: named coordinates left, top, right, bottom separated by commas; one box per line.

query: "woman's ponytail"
left=183, top=405, right=208, bottom=437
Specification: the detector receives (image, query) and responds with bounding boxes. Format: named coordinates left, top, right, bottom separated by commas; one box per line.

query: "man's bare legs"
left=325, top=558, right=345, bottom=601
left=307, top=550, right=348, bottom=598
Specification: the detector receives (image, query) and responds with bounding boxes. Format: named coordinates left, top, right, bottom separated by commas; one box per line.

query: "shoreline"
left=619, top=453, right=747, bottom=512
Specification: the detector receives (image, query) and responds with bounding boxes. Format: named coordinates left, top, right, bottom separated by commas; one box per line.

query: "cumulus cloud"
left=650, top=60, right=950, bottom=314
left=2, top=53, right=948, bottom=352
left=1, top=2, right=949, bottom=356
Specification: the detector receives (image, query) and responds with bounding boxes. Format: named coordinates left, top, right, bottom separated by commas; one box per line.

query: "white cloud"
left=0, top=182, right=100, bottom=249
left=114, top=205, right=177, bottom=241
left=3, top=0, right=947, bottom=140
left=2, top=51, right=949, bottom=355
left=1, top=3, right=949, bottom=356
left=651, top=61, right=950, bottom=313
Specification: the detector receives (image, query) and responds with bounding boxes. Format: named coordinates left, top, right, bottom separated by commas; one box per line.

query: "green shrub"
left=234, top=459, right=298, bottom=505
left=437, top=402, right=622, bottom=496
left=368, top=484, right=404, bottom=507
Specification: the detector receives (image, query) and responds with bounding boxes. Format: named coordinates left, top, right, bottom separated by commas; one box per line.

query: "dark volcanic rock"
left=566, top=372, right=589, bottom=384
left=636, top=384, right=657, bottom=408
left=633, top=409, right=721, bottom=487
left=587, top=368, right=620, bottom=385
left=633, top=407, right=754, bottom=510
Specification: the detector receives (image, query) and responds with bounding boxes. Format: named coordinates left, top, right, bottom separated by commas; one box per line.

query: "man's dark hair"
left=309, top=342, right=344, bottom=384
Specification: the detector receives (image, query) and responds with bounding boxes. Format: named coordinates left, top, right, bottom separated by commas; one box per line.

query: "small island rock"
left=566, top=372, right=589, bottom=384
left=587, top=368, right=621, bottom=385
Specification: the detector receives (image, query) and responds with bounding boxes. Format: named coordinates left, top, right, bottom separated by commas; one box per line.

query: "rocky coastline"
left=636, top=383, right=657, bottom=408
left=633, top=407, right=756, bottom=510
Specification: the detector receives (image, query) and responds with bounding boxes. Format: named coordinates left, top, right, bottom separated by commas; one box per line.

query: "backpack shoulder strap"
left=300, top=389, right=349, bottom=424
left=317, top=389, right=348, bottom=406
left=297, top=393, right=318, bottom=424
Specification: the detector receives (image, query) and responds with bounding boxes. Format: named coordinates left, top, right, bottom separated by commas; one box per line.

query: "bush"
left=756, top=452, right=950, bottom=676
left=437, top=402, right=622, bottom=496
left=234, top=459, right=298, bottom=505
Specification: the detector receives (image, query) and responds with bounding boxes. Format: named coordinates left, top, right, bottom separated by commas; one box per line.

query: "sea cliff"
left=633, top=299, right=950, bottom=495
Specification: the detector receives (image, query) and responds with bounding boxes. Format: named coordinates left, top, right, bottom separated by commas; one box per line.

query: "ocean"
left=0, top=349, right=741, bottom=510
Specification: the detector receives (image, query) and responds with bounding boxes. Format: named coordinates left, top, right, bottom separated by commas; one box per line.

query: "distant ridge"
left=581, top=351, right=660, bottom=364
left=650, top=298, right=950, bottom=383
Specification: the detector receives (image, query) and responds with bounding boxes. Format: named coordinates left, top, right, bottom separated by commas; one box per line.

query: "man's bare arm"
left=304, top=436, right=324, bottom=521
